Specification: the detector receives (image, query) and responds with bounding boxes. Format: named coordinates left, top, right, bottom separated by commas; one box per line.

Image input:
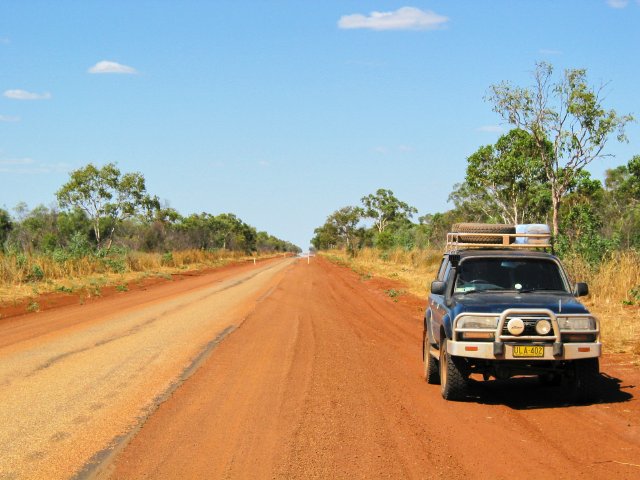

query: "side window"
left=442, top=262, right=452, bottom=284
left=437, top=257, right=449, bottom=281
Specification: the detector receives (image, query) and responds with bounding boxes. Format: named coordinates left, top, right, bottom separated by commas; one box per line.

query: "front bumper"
left=448, top=340, right=601, bottom=360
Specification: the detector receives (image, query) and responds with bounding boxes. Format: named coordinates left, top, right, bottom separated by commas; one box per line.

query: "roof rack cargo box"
left=514, top=224, right=551, bottom=245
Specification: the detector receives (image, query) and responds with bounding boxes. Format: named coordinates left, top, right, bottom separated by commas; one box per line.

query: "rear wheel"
left=439, top=339, right=468, bottom=400
left=573, top=358, right=600, bottom=403
left=423, top=338, right=439, bottom=384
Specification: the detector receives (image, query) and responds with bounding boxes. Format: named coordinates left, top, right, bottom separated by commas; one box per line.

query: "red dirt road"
left=1, top=257, right=639, bottom=479
left=106, top=257, right=639, bottom=480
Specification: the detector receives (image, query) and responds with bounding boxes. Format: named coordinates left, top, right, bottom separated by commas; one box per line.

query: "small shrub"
left=27, top=301, right=40, bottom=312
left=116, top=284, right=128, bottom=292
left=67, top=231, right=93, bottom=258
left=385, top=288, right=405, bottom=302
left=28, top=265, right=45, bottom=282
left=161, top=252, right=174, bottom=266
left=51, top=249, right=70, bottom=263
left=623, top=286, right=640, bottom=306
left=16, top=253, right=27, bottom=268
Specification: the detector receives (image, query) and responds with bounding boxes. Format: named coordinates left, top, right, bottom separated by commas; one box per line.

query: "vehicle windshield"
left=454, top=258, right=568, bottom=294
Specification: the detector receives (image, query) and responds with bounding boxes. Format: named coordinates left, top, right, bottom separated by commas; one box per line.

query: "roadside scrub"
left=322, top=248, right=640, bottom=355
left=0, top=249, right=267, bottom=307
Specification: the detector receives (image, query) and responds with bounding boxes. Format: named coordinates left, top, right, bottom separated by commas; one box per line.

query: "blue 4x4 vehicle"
left=423, top=224, right=601, bottom=402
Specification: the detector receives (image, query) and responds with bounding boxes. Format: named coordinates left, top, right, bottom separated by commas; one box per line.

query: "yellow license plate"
left=513, top=345, right=544, bottom=357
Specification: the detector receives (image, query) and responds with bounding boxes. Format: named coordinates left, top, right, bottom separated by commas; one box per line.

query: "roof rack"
left=446, top=232, right=551, bottom=254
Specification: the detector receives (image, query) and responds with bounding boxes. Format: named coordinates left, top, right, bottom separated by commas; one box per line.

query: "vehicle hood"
left=451, top=292, right=589, bottom=315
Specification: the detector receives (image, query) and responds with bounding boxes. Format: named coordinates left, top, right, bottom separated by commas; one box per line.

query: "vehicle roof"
left=447, top=249, right=558, bottom=260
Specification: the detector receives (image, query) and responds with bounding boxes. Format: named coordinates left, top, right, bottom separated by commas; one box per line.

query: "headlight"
left=557, top=316, right=596, bottom=331
left=535, top=319, right=552, bottom=335
left=457, top=315, right=499, bottom=329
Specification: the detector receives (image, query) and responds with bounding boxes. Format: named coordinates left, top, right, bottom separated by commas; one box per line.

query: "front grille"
left=501, top=316, right=554, bottom=337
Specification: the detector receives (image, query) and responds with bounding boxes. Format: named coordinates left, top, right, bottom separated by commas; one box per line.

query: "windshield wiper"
left=517, top=288, right=564, bottom=294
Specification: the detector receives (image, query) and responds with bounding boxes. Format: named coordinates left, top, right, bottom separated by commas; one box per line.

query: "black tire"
left=573, top=358, right=600, bottom=403
left=439, top=338, right=468, bottom=400
left=451, top=223, right=515, bottom=244
left=423, top=337, right=440, bottom=385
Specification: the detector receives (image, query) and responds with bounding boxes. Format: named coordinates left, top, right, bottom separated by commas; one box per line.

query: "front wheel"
left=573, top=358, right=600, bottom=403
left=439, top=338, right=468, bottom=400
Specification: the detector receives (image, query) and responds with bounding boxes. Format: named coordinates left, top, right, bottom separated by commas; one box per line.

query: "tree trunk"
left=551, top=195, right=560, bottom=237
left=94, top=222, right=101, bottom=249
left=105, top=226, right=116, bottom=252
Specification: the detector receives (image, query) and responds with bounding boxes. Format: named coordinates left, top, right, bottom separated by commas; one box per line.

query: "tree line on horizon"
left=312, top=63, right=639, bottom=266
left=0, top=163, right=301, bottom=259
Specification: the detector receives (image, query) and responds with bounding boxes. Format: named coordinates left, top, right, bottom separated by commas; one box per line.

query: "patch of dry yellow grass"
left=0, top=250, right=269, bottom=307
left=323, top=248, right=442, bottom=298
left=323, top=248, right=640, bottom=354
left=563, top=251, right=640, bottom=353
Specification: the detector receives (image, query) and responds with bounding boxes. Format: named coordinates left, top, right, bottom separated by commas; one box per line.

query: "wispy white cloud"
left=88, top=60, right=138, bottom=74
left=0, top=157, right=70, bottom=174
left=0, top=158, right=33, bottom=166
left=477, top=125, right=505, bottom=133
left=338, top=7, right=449, bottom=31
left=0, top=36, right=9, bottom=44
left=0, top=114, right=20, bottom=122
left=539, top=48, right=562, bottom=55
left=3, top=89, right=52, bottom=100
left=607, top=0, right=629, bottom=8
left=258, top=160, right=271, bottom=167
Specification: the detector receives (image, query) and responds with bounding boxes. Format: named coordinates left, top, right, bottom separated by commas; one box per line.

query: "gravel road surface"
left=0, top=258, right=294, bottom=479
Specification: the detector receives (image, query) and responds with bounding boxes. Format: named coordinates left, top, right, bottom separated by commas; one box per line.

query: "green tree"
left=327, top=206, right=363, bottom=252
left=0, top=208, right=13, bottom=251
left=457, top=129, right=550, bottom=225
left=556, top=171, right=613, bottom=265
left=311, top=206, right=363, bottom=252
left=5, top=204, right=58, bottom=253
left=361, top=189, right=417, bottom=233
left=56, top=163, right=160, bottom=249
left=604, top=155, right=640, bottom=249
left=488, top=62, right=634, bottom=236
left=311, top=222, right=339, bottom=251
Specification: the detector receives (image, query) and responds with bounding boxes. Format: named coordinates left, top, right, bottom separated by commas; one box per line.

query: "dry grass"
left=324, top=248, right=640, bottom=354
left=323, top=248, right=442, bottom=298
left=563, top=251, right=640, bottom=354
left=0, top=250, right=267, bottom=306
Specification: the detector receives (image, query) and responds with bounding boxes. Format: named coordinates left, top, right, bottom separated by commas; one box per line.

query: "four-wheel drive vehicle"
left=423, top=224, right=601, bottom=402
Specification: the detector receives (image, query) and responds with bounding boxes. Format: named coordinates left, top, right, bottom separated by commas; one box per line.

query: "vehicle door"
left=427, top=257, right=451, bottom=346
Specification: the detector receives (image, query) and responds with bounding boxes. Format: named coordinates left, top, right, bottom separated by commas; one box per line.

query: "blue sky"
left=1, top=1, right=639, bottom=249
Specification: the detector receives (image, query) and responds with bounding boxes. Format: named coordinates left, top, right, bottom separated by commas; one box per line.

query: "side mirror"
left=574, top=282, right=589, bottom=297
left=431, top=281, right=446, bottom=295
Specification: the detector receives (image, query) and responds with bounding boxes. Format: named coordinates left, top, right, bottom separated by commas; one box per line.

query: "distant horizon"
left=2, top=1, right=639, bottom=249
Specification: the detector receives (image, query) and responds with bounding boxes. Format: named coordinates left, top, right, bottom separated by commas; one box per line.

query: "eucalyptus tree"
left=455, top=129, right=550, bottom=225
left=361, top=188, right=417, bottom=233
left=487, top=62, right=633, bottom=235
left=56, top=163, right=159, bottom=250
